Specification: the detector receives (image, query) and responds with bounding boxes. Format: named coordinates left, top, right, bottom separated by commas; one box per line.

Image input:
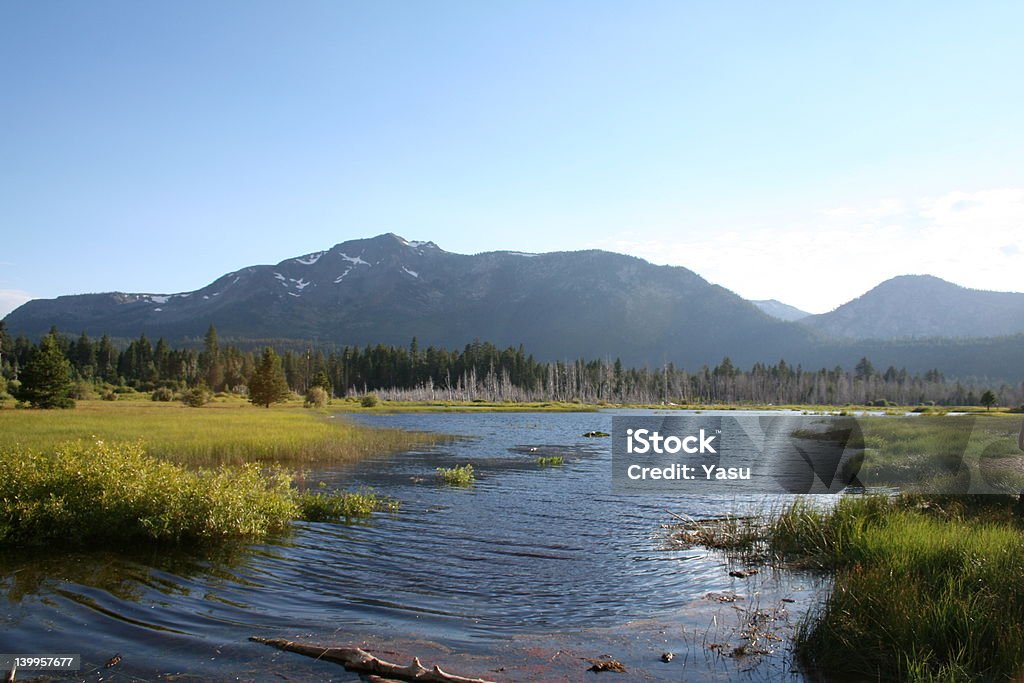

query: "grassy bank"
left=0, top=439, right=399, bottom=545
left=333, top=398, right=1023, bottom=416
left=848, top=414, right=1024, bottom=492
left=331, top=398, right=600, bottom=412
left=0, top=397, right=444, bottom=466
left=685, top=495, right=1024, bottom=682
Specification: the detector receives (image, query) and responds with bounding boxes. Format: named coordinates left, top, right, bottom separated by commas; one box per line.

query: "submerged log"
left=249, top=637, right=497, bottom=683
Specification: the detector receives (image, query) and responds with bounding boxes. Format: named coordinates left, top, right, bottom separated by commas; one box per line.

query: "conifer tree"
left=249, top=347, right=290, bottom=408
left=16, top=333, right=75, bottom=408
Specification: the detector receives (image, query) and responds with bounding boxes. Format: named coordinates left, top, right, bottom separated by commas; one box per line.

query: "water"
left=1, top=410, right=824, bottom=681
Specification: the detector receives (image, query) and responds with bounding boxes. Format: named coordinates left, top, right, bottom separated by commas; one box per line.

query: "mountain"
left=801, top=275, right=1024, bottom=340
left=6, top=237, right=1024, bottom=380
left=3, top=233, right=813, bottom=368
left=752, top=299, right=810, bottom=322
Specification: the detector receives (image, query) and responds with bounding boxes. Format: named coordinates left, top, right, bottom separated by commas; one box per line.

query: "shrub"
left=436, top=463, right=474, bottom=486
left=70, top=381, right=97, bottom=400
left=0, top=440, right=297, bottom=544
left=182, top=386, right=212, bottom=407
left=360, top=393, right=379, bottom=408
left=101, top=390, right=118, bottom=401
left=304, top=386, right=329, bottom=408
left=151, top=387, right=175, bottom=402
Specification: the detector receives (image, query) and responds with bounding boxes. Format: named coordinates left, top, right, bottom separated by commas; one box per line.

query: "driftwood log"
left=249, top=637, right=497, bottom=683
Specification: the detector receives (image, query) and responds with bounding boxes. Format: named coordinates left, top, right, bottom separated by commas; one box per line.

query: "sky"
left=2, top=1, right=1023, bottom=318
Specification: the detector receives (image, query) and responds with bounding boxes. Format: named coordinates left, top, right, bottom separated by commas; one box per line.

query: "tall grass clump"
left=295, top=489, right=399, bottom=521
left=0, top=440, right=297, bottom=544
left=436, top=463, right=474, bottom=486
left=537, top=455, right=564, bottom=467
left=771, top=495, right=1024, bottom=682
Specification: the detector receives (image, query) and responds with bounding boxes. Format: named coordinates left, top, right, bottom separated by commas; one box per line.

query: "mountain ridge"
left=6, top=234, right=1024, bottom=380
left=800, top=274, right=1024, bottom=340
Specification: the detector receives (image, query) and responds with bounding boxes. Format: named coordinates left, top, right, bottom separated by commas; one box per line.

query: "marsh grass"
left=848, top=415, right=1024, bottom=492
left=536, top=455, right=564, bottom=467
left=0, top=398, right=444, bottom=466
left=436, top=463, right=474, bottom=486
left=761, top=495, right=1024, bottom=682
left=295, top=489, right=400, bottom=521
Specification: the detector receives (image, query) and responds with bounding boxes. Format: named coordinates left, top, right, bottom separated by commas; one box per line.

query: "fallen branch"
left=249, top=637, right=496, bottom=683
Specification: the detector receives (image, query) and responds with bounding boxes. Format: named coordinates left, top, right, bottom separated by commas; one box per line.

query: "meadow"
left=0, top=396, right=441, bottom=546
left=0, top=395, right=444, bottom=466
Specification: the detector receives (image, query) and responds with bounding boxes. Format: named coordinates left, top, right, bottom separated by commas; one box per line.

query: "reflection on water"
left=1, top=410, right=821, bottom=681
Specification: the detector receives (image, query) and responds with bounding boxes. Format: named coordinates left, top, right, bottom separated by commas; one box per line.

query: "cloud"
left=591, top=187, right=1024, bottom=314
left=0, top=289, right=35, bottom=318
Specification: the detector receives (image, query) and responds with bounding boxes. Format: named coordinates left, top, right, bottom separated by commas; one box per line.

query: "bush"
left=69, top=381, right=97, bottom=401
left=151, top=387, right=175, bottom=402
left=101, top=390, right=118, bottom=401
left=0, top=440, right=297, bottom=544
left=304, top=386, right=329, bottom=408
left=360, top=393, right=379, bottom=408
left=182, top=386, right=212, bottom=407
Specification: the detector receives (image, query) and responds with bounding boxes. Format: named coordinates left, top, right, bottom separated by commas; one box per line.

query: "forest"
left=0, top=322, right=1020, bottom=408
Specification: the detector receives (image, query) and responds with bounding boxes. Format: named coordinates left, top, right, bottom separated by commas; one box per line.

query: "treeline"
left=0, top=323, right=1021, bottom=407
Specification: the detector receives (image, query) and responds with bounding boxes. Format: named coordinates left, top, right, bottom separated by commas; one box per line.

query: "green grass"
left=851, top=415, right=1024, bottom=492
left=536, top=455, right=564, bottom=467
left=763, top=495, right=1024, bottom=682
left=0, top=398, right=443, bottom=466
left=436, top=463, right=474, bottom=486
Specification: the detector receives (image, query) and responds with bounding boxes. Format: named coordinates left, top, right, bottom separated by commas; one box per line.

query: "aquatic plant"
left=436, top=463, right=474, bottom=486
left=296, top=489, right=399, bottom=521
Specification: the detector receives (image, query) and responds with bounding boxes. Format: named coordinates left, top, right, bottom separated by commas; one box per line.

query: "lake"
left=1, top=410, right=827, bottom=681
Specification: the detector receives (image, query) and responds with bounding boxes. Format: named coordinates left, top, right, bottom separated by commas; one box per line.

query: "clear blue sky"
left=2, top=1, right=1023, bottom=317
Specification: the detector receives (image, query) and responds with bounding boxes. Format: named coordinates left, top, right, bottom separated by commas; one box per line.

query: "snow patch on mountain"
left=339, top=253, right=370, bottom=266
left=402, top=266, right=419, bottom=278
left=295, top=251, right=326, bottom=265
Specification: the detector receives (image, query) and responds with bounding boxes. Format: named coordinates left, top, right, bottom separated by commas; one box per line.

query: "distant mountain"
left=6, top=238, right=1024, bottom=380
left=801, top=275, right=1024, bottom=340
left=3, top=233, right=813, bottom=368
left=752, top=299, right=810, bottom=322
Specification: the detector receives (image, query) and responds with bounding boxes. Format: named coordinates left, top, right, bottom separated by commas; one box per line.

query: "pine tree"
left=16, top=333, right=75, bottom=408
left=980, top=389, right=997, bottom=411
left=248, top=347, right=290, bottom=408
left=200, top=324, right=224, bottom=391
